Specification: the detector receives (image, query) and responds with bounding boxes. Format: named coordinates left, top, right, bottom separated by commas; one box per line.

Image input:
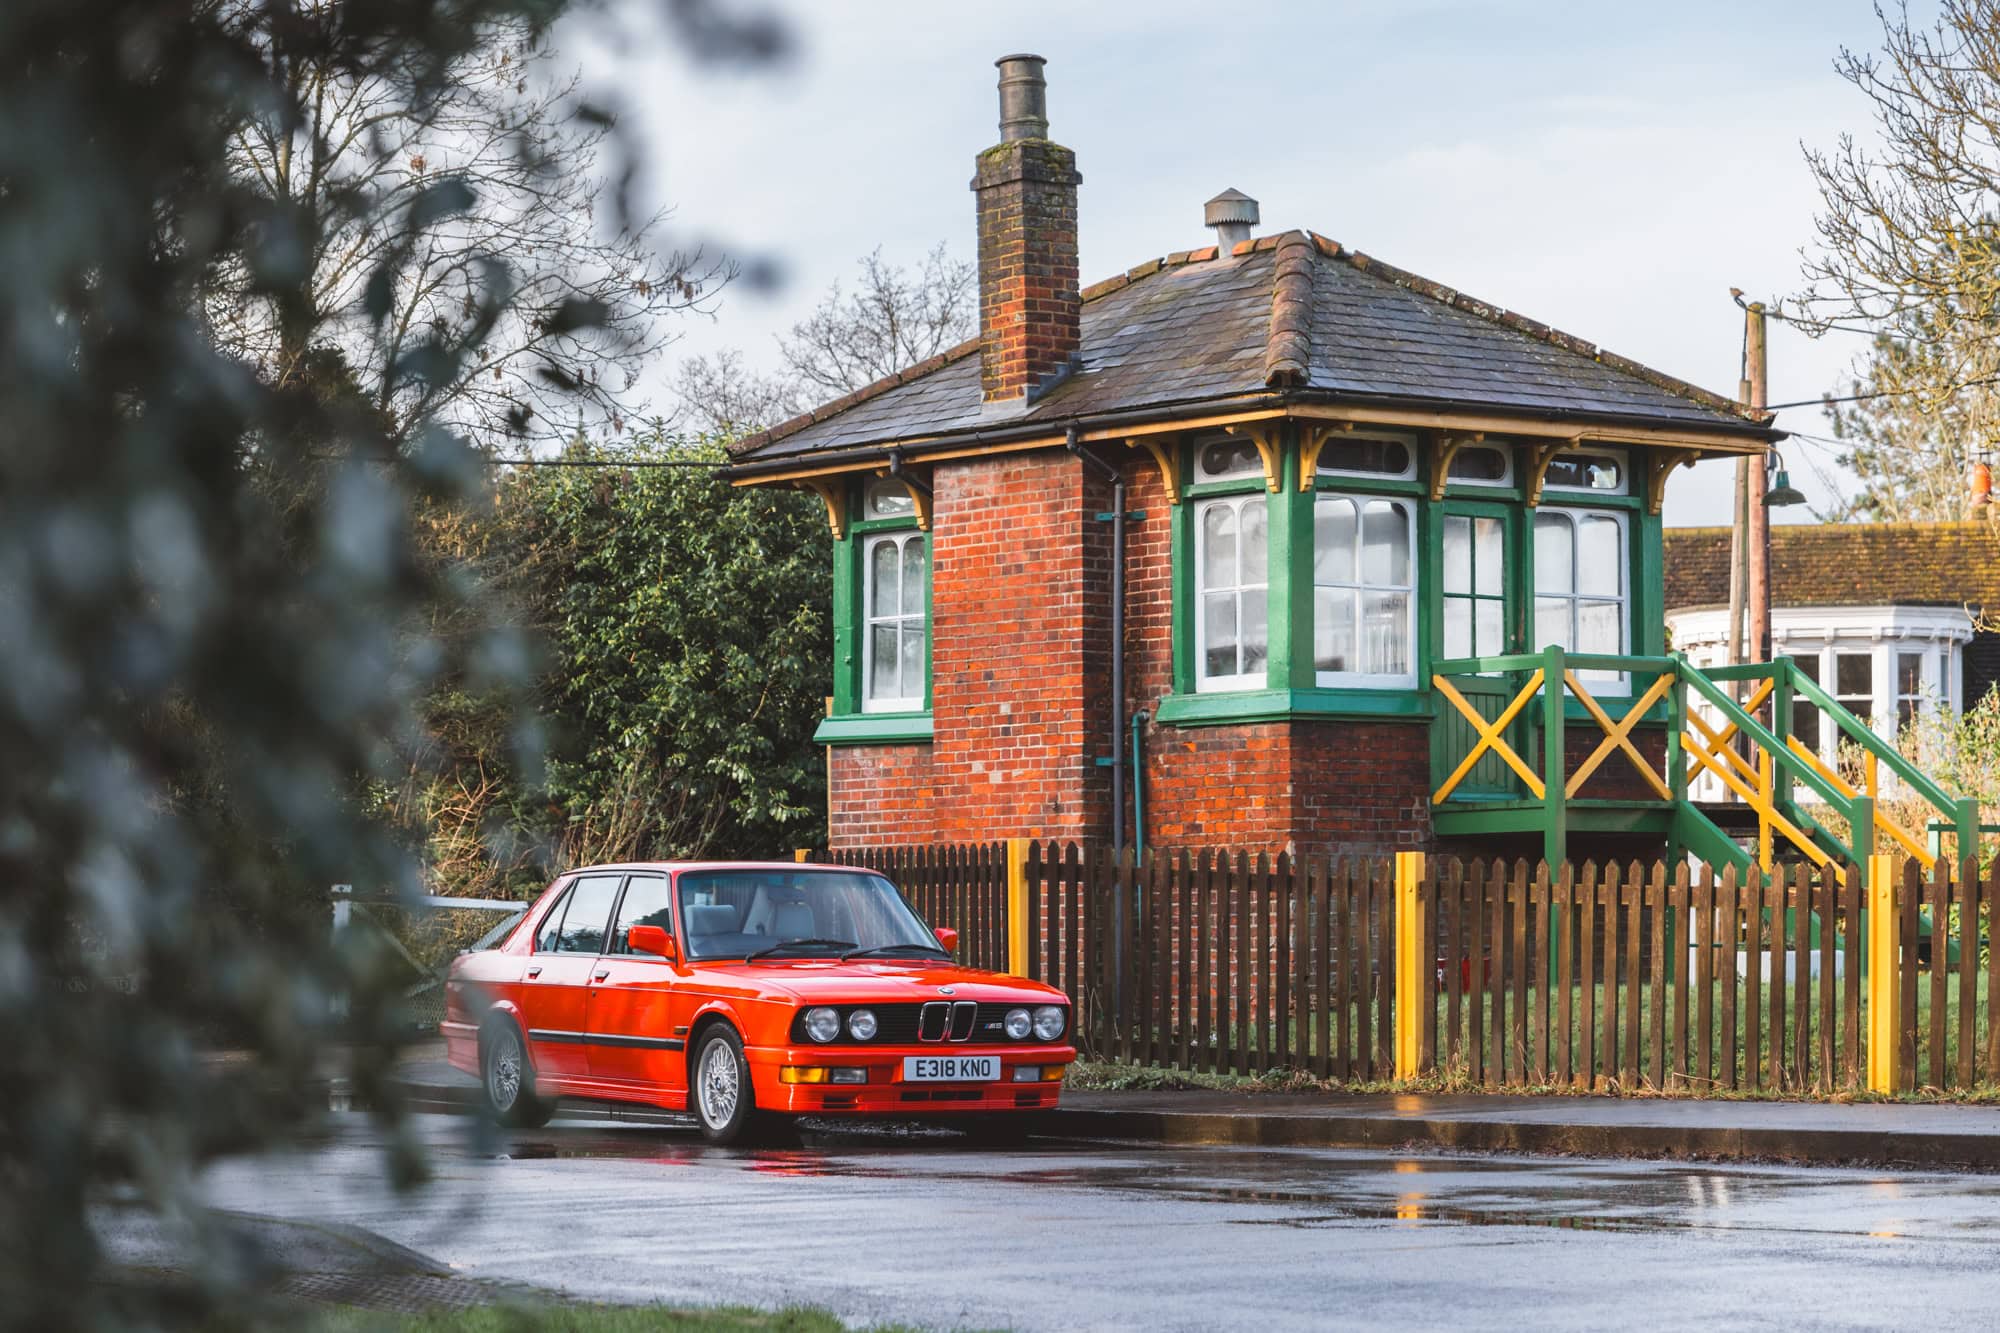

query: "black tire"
left=481, top=1021, right=556, bottom=1129
left=690, top=1025, right=792, bottom=1146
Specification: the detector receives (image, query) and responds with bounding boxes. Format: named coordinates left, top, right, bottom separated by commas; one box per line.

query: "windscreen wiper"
left=841, top=943, right=950, bottom=961
left=744, top=937, right=855, bottom=961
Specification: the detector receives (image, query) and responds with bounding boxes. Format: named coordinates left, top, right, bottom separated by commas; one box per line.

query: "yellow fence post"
left=1006, top=838, right=1032, bottom=977
left=793, top=848, right=811, bottom=863
left=1865, top=853, right=1897, bottom=1094
left=1395, top=851, right=1426, bottom=1080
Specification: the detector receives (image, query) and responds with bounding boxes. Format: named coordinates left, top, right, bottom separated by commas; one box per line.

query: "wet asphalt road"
left=195, top=1113, right=2000, bottom=1331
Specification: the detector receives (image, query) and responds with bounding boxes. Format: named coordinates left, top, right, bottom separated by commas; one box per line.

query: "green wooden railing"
left=1429, top=647, right=1980, bottom=874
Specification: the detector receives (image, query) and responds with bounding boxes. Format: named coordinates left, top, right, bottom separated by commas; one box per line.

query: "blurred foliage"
left=0, top=0, right=783, bottom=1325
left=389, top=435, right=829, bottom=901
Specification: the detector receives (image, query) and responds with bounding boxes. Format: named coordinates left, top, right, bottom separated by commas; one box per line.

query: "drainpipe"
left=1130, top=709, right=1148, bottom=862
left=1067, top=425, right=1127, bottom=853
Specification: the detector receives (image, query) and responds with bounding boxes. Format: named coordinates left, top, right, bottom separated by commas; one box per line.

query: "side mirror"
left=933, top=926, right=959, bottom=953
left=628, top=925, right=677, bottom=961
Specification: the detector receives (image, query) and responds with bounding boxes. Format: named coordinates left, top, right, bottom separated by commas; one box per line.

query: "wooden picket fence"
left=831, top=841, right=2000, bottom=1094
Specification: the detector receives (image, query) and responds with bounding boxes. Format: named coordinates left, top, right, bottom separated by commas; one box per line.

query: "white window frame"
left=1316, top=431, right=1420, bottom=482
left=1541, top=447, right=1629, bottom=497
left=1446, top=443, right=1514, bottom=488
left=1194, top=493, right=1270, bottom=692
left=860, top=530, right=926, bottom=713
left=1313, top=493, right=1417, bottom=688
left=1532, top=507, right=1629, bottom=686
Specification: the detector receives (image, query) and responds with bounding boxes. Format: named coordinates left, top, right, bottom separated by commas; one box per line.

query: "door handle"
left=526, top=966, right=542, bottom=979
left=593, top=969, right=611, bottom=981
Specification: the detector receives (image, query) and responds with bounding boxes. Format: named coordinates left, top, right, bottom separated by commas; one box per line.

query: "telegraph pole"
left=1745, top=301, right=1771, bottom=663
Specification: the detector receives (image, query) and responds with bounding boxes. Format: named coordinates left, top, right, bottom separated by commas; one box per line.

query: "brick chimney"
left=973, top=55, right=1081, bottom=407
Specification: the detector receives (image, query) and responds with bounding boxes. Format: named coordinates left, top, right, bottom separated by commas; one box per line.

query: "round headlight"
left=1003, top=1007, right=1032, bottom=1040
left=804, top=1006, right=841, bottom=1042
left=847, top=1008, right=878, bottom=1041
left=1033, top=1006, right=1065, bottom=1041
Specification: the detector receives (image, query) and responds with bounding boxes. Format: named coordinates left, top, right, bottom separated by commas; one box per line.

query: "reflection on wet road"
left=199, top=1115, right=2000, bottom=1330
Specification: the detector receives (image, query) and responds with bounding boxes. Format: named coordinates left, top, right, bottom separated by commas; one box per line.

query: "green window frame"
left=817, top=478, right=933, bottom=746
left=1160, top=428, right=1670, bottom=728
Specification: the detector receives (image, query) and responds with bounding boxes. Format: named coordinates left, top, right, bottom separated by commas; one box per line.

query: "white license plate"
left=902, top=1054, right=999, bottom=1083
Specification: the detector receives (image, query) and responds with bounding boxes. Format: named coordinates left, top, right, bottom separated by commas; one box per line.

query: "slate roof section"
left=729, top=230, right=1774, bottom=469
left=1664, top=521, right=2000, bottom=612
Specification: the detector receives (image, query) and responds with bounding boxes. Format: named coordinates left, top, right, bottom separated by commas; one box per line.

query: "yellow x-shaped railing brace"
left=1432, top=671, right=1547, bottom=803
left=1785, top=737, right=1935, bottom=868
left=1563, top=672, right=1674, bottom=800
left=1682, top=711, right=1831, bottom=866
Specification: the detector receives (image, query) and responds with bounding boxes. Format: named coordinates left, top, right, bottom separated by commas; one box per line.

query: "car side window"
left=533, top=883, right=574, bottom=954
left=610, top=876, right=675, bottom=955
left=556, top=874, right=621, bottom=955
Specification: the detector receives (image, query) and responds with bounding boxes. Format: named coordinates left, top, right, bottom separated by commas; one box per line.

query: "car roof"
left=563, top=861, right=876, bottom=875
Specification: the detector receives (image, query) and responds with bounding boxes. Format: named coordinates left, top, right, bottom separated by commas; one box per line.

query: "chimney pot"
left=1205, top=188, right=1259, bottom=253
left=995, top=54, right=1048, bottom=142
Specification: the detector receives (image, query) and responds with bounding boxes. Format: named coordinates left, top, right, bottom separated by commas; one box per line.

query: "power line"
left=1764, top=372, right=2000, bottom=412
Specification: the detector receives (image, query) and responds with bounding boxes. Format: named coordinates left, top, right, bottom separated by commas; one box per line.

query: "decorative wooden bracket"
left=1524, top=436, right=1578, bottom=506
left=1426, top=432, right=1481, bottom=501
left=1126, top=436, right=1183, bottom=503
left=1225, top=422, right=1284, bottom=493
left=798, top=478, right=847, bottom=540
left=1297, top=423, right=1350, bottom=491
left=1644, top=448, right=1701, bottom=515
left=886, top=471, right=932, bottom=530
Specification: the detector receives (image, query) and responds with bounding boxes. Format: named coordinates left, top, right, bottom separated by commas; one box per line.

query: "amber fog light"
left=780, top=1067, right=828, bottom=1084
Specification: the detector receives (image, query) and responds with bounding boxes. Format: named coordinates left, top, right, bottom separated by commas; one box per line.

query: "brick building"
left=726, top=55, right=1780, bottom=859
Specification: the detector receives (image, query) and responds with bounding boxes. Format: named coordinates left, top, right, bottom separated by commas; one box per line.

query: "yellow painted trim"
left=1289, top=402, right=1771, bottom=454
left=1426, top=432, right=1477, bottom=501
left=1296, top=423, right=1348, bottom=491
left=1006, top=838, right=1032, bottom=977
left=1128, top=436, right=1184, bottom=503
left=1226, top=423, right=1285, bottom=493
left=1563, top=672, right=1674, bottom=800
left=794, top=849, right=811, bottom=863
left=1432, top=671, right=1548, bottom=802
left=1394, top=851, right=1426, bottom=1080
left=1785, top=739, right=1935, bottom=868
left=1683, top=734, right=1830, bottom=865
left=1523, top=437, right=1576, bottom=506
left=1645, top=448, right=1702, bottom=515
left=797, top=478, right=848, bottom=540
left=1865, top=855, right=1897, bottom=1092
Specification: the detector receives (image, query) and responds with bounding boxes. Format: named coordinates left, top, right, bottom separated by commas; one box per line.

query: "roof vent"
left=1205, top=188, right=1259, bottom=253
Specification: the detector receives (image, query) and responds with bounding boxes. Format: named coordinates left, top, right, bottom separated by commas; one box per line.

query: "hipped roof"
left=727, top=230, right=1776, bottom=473
left=1664, top=521, right=2000, bottom=613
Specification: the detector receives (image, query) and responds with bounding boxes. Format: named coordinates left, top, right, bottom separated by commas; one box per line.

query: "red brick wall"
left=973, top=140, right=1080, bottom=404
left=827, top=745, right=935, bottom=846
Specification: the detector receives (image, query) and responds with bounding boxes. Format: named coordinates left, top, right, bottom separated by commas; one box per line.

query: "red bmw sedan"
left=443, top=862, right=1076, bottom=1144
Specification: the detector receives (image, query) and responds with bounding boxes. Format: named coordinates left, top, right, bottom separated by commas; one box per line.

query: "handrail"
left=1782, top=658, right=1962, bottom=815
left=1430, top=652, right=1673, bottom=677
left=1676, top=667, right=1852, bottom=811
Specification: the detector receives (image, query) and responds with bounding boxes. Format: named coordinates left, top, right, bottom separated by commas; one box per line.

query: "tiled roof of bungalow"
left=1665, top=520, right=2000, bottom=613
left=726, top=229, right=1778, bottom=471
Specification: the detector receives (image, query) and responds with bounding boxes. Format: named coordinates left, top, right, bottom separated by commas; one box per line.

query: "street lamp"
left=1762, top=450, right=1807, bottom=508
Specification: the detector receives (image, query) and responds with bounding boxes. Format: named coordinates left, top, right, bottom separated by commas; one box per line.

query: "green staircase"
left=1429, top=647, right=1980, bottom=878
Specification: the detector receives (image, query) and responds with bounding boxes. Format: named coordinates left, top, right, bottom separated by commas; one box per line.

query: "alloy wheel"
left=698, top=1038, right=739, bottom=1127
left=487, top=1028, right=522, bottom=1112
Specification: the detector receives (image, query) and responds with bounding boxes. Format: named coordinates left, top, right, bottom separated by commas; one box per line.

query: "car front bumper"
left=747, top=1042, right=1077, bottom=1115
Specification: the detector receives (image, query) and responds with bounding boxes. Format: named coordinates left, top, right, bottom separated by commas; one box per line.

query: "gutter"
left=721, top=386, right=1784, bottom=481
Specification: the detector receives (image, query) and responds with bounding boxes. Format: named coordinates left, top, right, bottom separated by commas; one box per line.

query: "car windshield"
left=675, top=868, right=942, bottom=961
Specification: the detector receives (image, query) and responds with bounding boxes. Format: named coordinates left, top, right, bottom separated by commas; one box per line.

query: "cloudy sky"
left=582, top=0, right=1909, bottom=526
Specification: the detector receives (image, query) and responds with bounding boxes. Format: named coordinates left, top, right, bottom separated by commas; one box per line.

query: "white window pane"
left=1362, top=589, right=1409, bottom=675
left=1315, top=498, right=1356, bottom=584
left=1443, top=516, right=1471, bottom=595
left=1577, top=516, right=1622, bottom=597
left=1316, top=588, right=1355, bottom=673
left=865, top=478, right=914, bottom=518
left=1535, top=596, right=1571, bottom=652
left=869, top=539, right=899, bottom=613
left=1475, top=599, right=1504, bottom=656
left=1240, top=499, right=1268, bottom=583
left=1199, top=439, right=1263, bottom=480
left=1836, top=651, right=1871, bottom=698
left=1241, top=590, right=1268, bottom=673
left=1897, top=651, right=1925, bottom=698
left=1360, top=501, right=1409, bottom=585
left=1534, top=512, right=1573, bottom=595
left=1444, top=599, right=1471, bottom=660
left=900, top=624, right=925, bottom=698
left=1583, top=457, right=1621, bottom=491
left=869, top=624, right=900, bottom=699
left=901, top=539, right=927, bottom=616
left=1577, top=599, right=1622, bottom=655
left=1201, top=504, right=1237, bottom=586
left=1474, top=517, right=1503, bottom=596
left=1203, top=594, right=1238, bottom=678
